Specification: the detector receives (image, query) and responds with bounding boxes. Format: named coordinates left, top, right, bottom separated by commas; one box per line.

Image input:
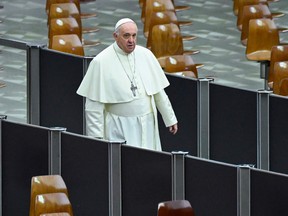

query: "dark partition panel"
left=159, top=74, right=198, bottom=155
left=251, top=169, right=288, bottom=216
left=39, top=49, right=88, bottom=134
left=269, top=95, right=288, bottom=174
left=1, top=121, right=49, bottom=216
left=61, top=133, right=109, bottom=216
left=121, top=146, right=172, bottom=216
left=185, top=156, right=238, bottom=216
left=210, top=84, right=257, bottom=165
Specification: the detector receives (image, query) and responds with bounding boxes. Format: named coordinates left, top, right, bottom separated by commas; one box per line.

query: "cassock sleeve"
left=85, top=98, right=105, bottom=138
left=154, top=90, right=178, bottom=127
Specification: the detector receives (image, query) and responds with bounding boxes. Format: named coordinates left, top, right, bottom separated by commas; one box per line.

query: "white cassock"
left=77, top=42, right=177, bottom=151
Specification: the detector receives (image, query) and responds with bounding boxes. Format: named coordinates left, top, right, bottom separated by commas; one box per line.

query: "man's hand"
left=169, top=124, right=178, bottom=135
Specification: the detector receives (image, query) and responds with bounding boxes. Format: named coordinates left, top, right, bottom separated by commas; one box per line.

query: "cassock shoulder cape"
left=77, top=43, right=169, bottom=102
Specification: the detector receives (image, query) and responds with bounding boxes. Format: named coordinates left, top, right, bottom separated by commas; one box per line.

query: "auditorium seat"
left=40, top=213, right=71, bottom=216
left=46, top=0, right=97, bottom=19
left=34, top=193, right=74, bottom=216
left=48, top=3, right=99, bottom=34
left=145, top=11, right=196, bottom=49
left=51, top=34, right=85, bottom=56
left=141, top=0, right=192, bottom=26
left=30, top=175, right=69, bottom=216
left=268, top=45, right=288, bottom=89
left=233, top=0, right=280, bottom=16
left=157, top=200, right=195, bottom=216
left=272, top=61, right=288, bottom=96
left=246, top=18, right=279, bottom=81
left=48, top=17, right=100, bottom=48
left=150, top=23, right=199, bottom=59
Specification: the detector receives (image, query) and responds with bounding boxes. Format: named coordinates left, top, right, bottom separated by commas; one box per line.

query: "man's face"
left=114, top=22, right=138, bottom=54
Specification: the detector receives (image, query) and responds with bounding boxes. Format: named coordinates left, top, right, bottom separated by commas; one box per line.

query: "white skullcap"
left=114, top=18, right=135, bottom=31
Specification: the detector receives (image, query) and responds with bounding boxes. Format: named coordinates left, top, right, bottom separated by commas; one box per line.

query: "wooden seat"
left=51, top=34, right=85, bottom=56
left=139, top=0, right=191, bottom=14
left=268, top=45, right=288, bottom=89
left=141, top=0, right=192, bottom=26
left=240, top=4, right=272, bottom=46
left=150, top=23, right=200, bottom=59
left=46, top=0, right=97, bottom=19
left=40, top=213, right=71, bottom=216
left=158, top=55, right=203, bottom=78
left=233, top=0, right=280, bottom=16
left=48, top=3, right=99, bottom=34
left=48, top=17, right=100, bottom=48
left=35, top=193, right=74, bottom=216
left=272, top=61, right=288, bottom=96
left=246, top=18, right=279, bottom=83
left=30, top=175, right=69, bottom=216
left=145, top=11, right=196, bottom=48
left=157, top=200, right=195, bottom=216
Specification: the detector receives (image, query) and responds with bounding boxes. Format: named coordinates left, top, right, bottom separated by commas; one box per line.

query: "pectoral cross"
left=130, top=82, right=137, bottom=96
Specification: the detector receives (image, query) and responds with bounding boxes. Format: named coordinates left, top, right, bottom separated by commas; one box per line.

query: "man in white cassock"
left=77, top=18, right=178, bottom=151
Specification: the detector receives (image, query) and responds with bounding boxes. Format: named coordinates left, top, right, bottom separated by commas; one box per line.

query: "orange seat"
left=145, top=11, right=196, bottom=48
left=48, top=17, right=100, bottom=48
left=40, top=213, right=71, bottom=216
left=150, top=23, right=199, bottom=59
left=30, top=175, right=69, bottom=216
left=46, top=0, right=97, bottom=19
left=273, top=61, right=288, bottom=96
left=51, top=34, right=85, bottom=56
left=157, top=200, right=195, bottom=216
left=233, top=0, right=280, bottom=16
left=240, top=4, right=272, bottom=46
left=141, top=0, right=192, bottom=27
left=35, top=193, right=74, bottom=216
left=268, top=45, right=288, bottom=89
left=48, top=3, right=99, bottom=34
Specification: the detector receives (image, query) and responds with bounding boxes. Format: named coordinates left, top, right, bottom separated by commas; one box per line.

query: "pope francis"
left=77, top=18, right=178, bottom=151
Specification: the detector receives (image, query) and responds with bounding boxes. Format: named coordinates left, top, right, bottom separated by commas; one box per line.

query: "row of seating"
left=45, top=0, right=101, bottom=56
left=30, top=175, right=73, bottom=216
left=29, top=175, right=195, bottom=216
left=233, top=0, right=288, bottom=96
left=139, top=0, right=203, bottom=79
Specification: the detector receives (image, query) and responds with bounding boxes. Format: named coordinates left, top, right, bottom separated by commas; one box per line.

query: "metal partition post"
left=48, top=127, right=67, bottom=175
left=108, top=142, right=123, bottom=216
left=237, top=165, right=251, bottom=216
left=171, top=151, right=188, bottom=200
left=257, top=90, right=271, bottom=170
left=197, top=78, right=212, bottom=159
left=0, top=115, right=7, bottom=216
left=27, top=44, right=45, bottom=125
left=259, top=61, right=269, bottom=89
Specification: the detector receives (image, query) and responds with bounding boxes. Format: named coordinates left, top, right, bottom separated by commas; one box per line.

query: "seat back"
left=46, top=0, right=81, bottom=15
left=150, top=23, right=184, bottom=58
left=145, top=10, right=179, bottom=45
left=35, top=193, right=73, bottom=216
left=51, top=34, right=85, bottom=56
left=273, top=61, right=288, bottom=96
left=235, top=0, right=267, bottom=16
left=240, top=4, right=272, bottom=45
left=48, top=3, right=82, bottom=29
left=157, top=200, right=195, bottom=216
left=40, top=213, right=71, bottom=216
left=30, top=175, right=69, bottom=216
left=268, top=45, right=288, bottom=85
left=48, top=17, right=82, bottom=48
left=246, top=18, right=279, bottom=61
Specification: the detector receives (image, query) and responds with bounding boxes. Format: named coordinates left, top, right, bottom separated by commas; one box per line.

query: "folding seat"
left=150, top=23, right=199, bottom=59
left=145, top=10, right=196, bottom=49
left=272, top=61, right=288, bottom=96
left=34, top=193, right=74, bottom=216
left=40, top=213, right=71, bottom=216
left=157, top=200, right=195, bottom=216
left=48, top=3, right=99, bottom=34
left=233, top=0, right=280, bottom=16
left=48, top=17, right=100, bottom=48
left=51, top=34, right=85, bottom=56
left=46, top=0, right=97, bottom=19
left=30, top=175, right=69, bottom=216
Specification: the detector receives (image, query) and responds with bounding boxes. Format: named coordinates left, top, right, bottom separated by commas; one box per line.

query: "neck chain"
left=113, top=46, right=138, bottom=96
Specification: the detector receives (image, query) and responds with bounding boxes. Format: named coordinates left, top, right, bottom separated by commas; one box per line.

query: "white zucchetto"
left=114, top=18, right=135, bottom=31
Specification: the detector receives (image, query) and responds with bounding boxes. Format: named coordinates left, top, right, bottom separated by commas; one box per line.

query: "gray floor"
left=0, top=0, right=288, bottom=123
